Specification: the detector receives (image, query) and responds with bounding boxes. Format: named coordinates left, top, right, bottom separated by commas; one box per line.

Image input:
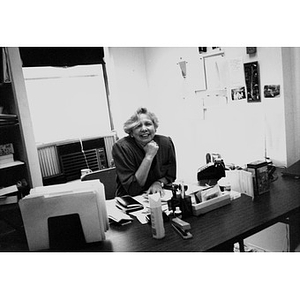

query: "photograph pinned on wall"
left=231, top=86, right=246, bottom=101
left=264, top=85, right=280, bottom=98
left=244, top=61, right=261, bottom=102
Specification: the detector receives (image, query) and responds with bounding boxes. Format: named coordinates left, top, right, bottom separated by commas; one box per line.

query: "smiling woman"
left=112, top=107, right=177, bottom=197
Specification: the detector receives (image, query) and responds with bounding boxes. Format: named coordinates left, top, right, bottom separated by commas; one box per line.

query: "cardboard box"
left=247, top=160, right=270, bottom=196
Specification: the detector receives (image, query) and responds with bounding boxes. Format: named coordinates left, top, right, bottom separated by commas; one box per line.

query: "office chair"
left=81, top=167, right=116, bottom=200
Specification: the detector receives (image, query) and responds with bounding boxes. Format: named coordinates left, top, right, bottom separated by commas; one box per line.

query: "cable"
left=79, top=138, right=90, bottom=170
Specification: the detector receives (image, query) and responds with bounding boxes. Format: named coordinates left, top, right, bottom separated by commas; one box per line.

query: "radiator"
left=60, top=149, right=101, bottom=181
left=37, top=145, right=61, bottom=178
left=37, top=135, right=116, bottom=181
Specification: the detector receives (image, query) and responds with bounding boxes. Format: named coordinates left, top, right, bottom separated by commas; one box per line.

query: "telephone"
left=197, top=159, right=226, bottom=185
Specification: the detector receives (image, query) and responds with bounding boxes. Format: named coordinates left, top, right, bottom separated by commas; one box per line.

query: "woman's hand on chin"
left=144, top=140, right=159, bottom=160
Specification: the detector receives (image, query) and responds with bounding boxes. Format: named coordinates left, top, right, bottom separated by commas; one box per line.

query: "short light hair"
left=123, top=107, right=159, bottom=135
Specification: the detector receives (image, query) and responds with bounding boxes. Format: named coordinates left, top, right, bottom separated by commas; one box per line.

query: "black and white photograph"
left=264, top=84, right=281, bottom=98
left=1, top=2, right=299, bottom=300
left=231, top=86, right=246, bottom=100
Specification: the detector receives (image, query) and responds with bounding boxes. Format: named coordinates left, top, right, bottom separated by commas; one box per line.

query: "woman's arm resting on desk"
left=146, top=179, right=167, bottom=196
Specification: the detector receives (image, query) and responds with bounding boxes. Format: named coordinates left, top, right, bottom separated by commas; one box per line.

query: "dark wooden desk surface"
left=85, top=172, right=300, bottom=252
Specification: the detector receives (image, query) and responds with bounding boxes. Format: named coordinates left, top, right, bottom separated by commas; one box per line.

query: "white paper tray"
left=192, top=192, right=231, bottom=216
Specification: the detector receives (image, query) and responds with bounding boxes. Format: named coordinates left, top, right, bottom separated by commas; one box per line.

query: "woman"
left=112, top=107, right=176, bottom=197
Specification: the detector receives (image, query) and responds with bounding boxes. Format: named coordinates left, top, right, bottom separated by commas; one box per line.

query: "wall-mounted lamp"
left=178, top=60, right=187, bottom=78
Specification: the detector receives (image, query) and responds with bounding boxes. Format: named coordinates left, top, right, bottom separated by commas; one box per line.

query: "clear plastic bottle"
left=174, top=206, right=182, bottom=219
left=149, top=193, right=165, bottom=239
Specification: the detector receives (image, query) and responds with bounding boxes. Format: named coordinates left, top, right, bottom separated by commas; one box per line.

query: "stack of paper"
left=106, top=199, right=133, bottom=225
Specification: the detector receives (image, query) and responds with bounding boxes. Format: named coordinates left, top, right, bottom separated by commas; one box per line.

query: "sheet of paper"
left=161, top=189, right=172, bottom=201
left=106, top=199, right=133, bottom=222
left=129, top=209, right=148, bottom=224
left=106, top=190, right=173, bottom=225
left=132, top=193, right=169, bottom=223
left=228, top=57, right=245, bottom=87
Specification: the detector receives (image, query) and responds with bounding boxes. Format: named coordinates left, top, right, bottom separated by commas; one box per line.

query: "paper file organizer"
left=19, top=180, right=109, bottom=251
left=192, top=192, right=231, bottom=216
left=222, top=170, right=254, bottom=199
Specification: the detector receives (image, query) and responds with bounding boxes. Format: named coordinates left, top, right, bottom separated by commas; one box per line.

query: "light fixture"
left=178, top=60, right=187, bottom=78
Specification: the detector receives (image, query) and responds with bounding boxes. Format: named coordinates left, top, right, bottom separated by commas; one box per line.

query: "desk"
left=84, top=172, right=300, bottom=252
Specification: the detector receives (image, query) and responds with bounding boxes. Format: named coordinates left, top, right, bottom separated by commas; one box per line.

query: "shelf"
left=0, top=113, right=18, bottom=119
left=0, top=194, right=18, bottom=206
left=0, top=122, right=19, bottom=128
left=0, top=81, right=12, bottom=87
left=0, top=160, right=24, bottom=169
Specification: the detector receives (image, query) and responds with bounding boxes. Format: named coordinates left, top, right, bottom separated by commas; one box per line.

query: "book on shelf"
left=0, top=195, right=18, bottom=205
left=0, top=153, right=14, bottom=164
left=0, top=160, right=24, bottom=169
left=0, top=184, right=18, bottom=196
left=0, top=143, right=14, bottom=156
left=0, top=114, right=18, bottom=126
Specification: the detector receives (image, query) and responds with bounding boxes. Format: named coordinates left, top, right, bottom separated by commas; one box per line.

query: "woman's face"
left=132, top=113, right=156, bottom=146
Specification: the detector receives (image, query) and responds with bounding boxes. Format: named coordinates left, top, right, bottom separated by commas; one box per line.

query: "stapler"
left=171, top=217, right=193, bottom=239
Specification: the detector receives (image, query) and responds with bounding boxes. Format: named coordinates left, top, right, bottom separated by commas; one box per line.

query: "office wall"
left=104, top=47, right=150, bottom=138
left=143, top=47, right=286, bottom=181
left=106, top=47, right=288, bottom=182
left=143, top=47, right=214, bottom=182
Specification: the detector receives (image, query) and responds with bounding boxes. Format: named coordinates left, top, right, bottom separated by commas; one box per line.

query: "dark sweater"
left=112, top=134, right=176, bottom=196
